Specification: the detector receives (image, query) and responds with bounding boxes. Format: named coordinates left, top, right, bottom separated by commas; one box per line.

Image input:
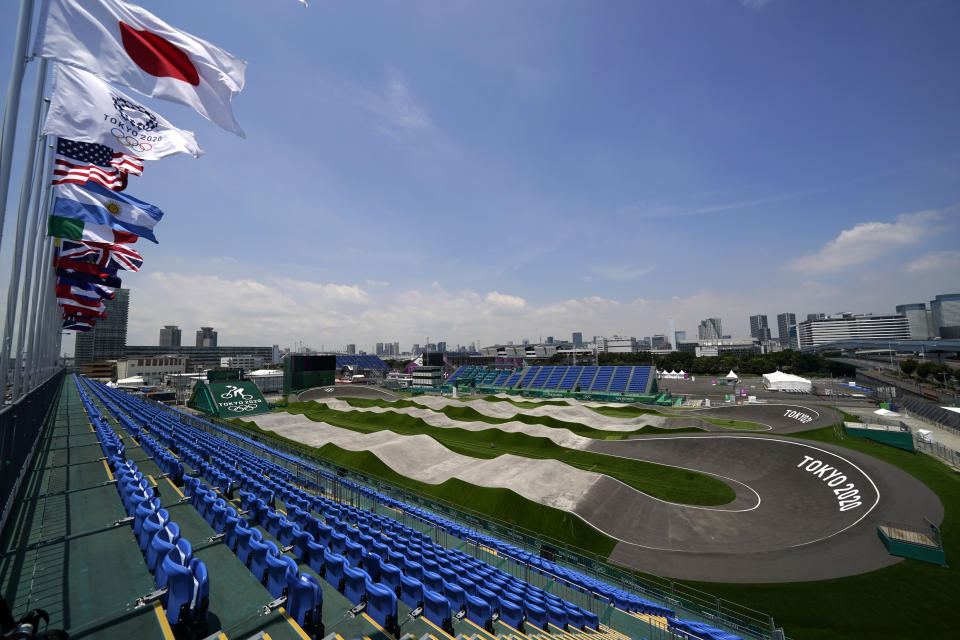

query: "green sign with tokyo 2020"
left=209, top=381, right=270, bottom=416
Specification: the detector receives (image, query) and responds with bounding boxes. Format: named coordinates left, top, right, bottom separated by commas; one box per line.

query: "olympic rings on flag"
left=110, top=128, right=153, bottom=152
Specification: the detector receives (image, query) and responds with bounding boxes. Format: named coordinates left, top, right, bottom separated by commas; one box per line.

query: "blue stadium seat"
left=365, top=580, right=397, bottom=633
left=525, top=602, right=547, bottom=630
left=287, top=573, right=323, bottom=634
left=498, top=596, right=524, bottom=630
left=323, top=549, right=347, bottom=592
left=423, top=588, right=451, bottom=629
left=164, top=558, right=208, bottom=626
left=342, top=565, right=370, bottom=604
left=265, top=554, right=298, bottom=598
left=146, top=523, right=179, bottom=572
left=249, top=538, right=278, bottom=584
left=400, top=575, right=424, bottom=609
left=233, top=524, right=259, bottom=565
left=156, top=539, right=192, bottom=590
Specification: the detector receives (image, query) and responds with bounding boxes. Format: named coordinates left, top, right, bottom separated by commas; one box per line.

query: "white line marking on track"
left=572, top=434, right=881, bottom=552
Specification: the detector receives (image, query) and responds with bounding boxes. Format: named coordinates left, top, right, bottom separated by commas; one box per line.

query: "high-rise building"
left=930, top=293, right=960, bottom=339
left=75, top=288, right=130, bottom=364
left=807, top=313, right=826, bottom=322
left=674, top=330, right=686, bottom=349
left=797, top=314, right=910, bottom=348
left=375, top=342, right=384, bottom=356
left=776, top=313, right=797, bottom=346
left=436, top=341, right=446, bottom=353
left=411, top=343, right=421, bottom=355
left=195, top=327, right=217, bottom=347
left=345, top=344, right=356, bottom=355
left=698, top=318, right=723, bottom=340
left=895, top=303, right=932, bottom=340
left=749, top=315, right=771, bottom=342
left=159, top=325, right=181, bottom=347
left=393, top=341, right=400, bottom=355
left=651, top=334, right=669, bottom=349
left=572, top=332, right=583, bottom=347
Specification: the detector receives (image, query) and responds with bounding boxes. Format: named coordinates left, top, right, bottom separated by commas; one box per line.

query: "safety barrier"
left=0, top=368, right=65, bottom=535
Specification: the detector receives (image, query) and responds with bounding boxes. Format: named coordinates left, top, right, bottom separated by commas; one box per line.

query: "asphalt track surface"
left=666, top=402, right=843, bottom=434
left=291, top=387, right=943, bottom=583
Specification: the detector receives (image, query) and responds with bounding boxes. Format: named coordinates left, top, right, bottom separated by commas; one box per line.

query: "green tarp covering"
left=188, top=380, right=271, bottom=417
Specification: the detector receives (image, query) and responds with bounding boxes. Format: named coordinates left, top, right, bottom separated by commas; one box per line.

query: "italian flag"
left=48, top=215, right=138, bottom=244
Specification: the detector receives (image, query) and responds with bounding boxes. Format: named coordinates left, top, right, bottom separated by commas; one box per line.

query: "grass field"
left=229, top=415, right=619, bottom=556
left=239, top=395, right=955, bottom=639
left=668, top=424, right=958, bottom=640
left=281, top=401, right=734, bottom=506
left=587, top=404, right=766, bottom=431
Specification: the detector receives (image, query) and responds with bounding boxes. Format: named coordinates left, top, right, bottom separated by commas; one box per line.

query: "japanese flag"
left=34, top=0, right=247, bottom=137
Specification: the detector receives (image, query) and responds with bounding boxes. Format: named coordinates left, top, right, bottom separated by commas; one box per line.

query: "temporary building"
left=725, top=370, right=738, bottom=380
left=677, top=370, right=687, bottom=379
left=762, top=370, right=812, bottom=393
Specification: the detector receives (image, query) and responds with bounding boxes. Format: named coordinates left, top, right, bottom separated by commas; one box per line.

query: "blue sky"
left=1, top=0, right=959, bottom=353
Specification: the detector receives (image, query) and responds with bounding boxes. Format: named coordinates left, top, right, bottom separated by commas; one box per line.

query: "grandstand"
left=447, top=365, right=658, bottom=400
left=0, top=374, right=756, bottom=639
left=337, top=355, right=390, bottom=371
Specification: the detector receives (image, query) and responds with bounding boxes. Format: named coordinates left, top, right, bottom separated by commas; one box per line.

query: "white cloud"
left=485, top=291, right=527, bottom=309
left=905, top=250, right=960, bottom=273
left=366, top=279, right=391, bottom=287
left=785, top=210, right=940, bottom=273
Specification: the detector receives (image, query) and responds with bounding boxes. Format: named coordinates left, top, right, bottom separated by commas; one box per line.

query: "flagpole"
left=11, top=122, right=50, bottom=402
left=24, top=164, right=54, bottom=394
left=29, top=236, right=53, bottom=389
left=0, top=0, right=37, bottom=253
left=33, top=240, right=55, bottom=387
left=0, top=56, right=46, bottom=404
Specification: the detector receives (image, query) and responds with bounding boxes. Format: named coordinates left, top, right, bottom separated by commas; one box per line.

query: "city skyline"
left=3, top=1, right=956, bottom=354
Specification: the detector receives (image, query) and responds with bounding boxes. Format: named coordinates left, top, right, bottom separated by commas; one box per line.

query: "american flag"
left=58, top=238, right=143, bottom=272
left=52, top=138, right=144, bottom=191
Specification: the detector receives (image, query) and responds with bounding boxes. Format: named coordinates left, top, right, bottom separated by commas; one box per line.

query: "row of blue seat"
left=83, top=378, right=328, bottom=635
left=81, top=376, right=744, bottom=640
left=76, top=376, right=209, bottom=630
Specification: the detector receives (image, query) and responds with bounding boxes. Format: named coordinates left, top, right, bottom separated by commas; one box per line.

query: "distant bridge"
left=802, top=339, right=960, bottom=363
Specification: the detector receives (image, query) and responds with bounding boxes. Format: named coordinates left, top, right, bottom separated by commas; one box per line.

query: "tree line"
left=542, top=350, right=855, bottom=377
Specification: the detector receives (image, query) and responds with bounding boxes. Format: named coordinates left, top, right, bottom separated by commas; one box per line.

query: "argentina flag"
left=52, top=181, right=164, bottom=243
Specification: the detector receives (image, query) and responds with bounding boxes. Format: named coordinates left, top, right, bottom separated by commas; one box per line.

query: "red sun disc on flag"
left=119, top=22, right=200, bottom=86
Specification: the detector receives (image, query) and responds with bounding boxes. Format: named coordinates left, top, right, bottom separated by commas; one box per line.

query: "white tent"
left=116, top=375, right=145, bottom=388
left=725, top=370, right=738, bottom=380
left=668, top=370, right=678, bottom=379
left=677, top=370, right=686, bottom=379
left=762, top=370, right=812, bottom=393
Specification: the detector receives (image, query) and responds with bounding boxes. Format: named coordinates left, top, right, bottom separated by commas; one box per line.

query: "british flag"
left=51, top=138, right=144, bottom=191
left=56, top=239, right=142, bottom=272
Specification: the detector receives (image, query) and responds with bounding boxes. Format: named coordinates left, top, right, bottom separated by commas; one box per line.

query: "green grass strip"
left=668, top=424, right=959, bottom=639
left=282, top=401, right=732, bottom=506
left=588, top=404, right=766, bottom=431
left=229, top=416, right=618, bottom=557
